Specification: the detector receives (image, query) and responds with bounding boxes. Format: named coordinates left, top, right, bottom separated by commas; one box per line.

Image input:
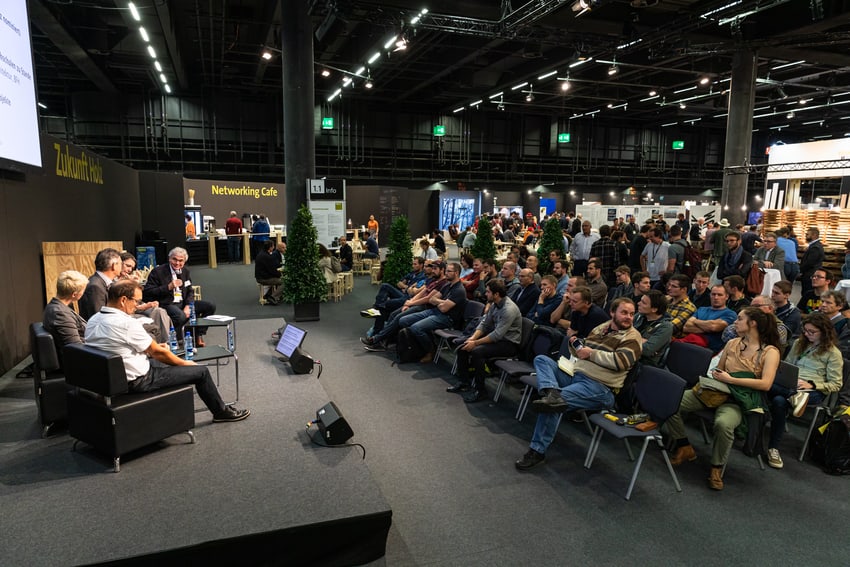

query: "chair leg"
left=516, top=385, right=531, bottom=420
left=186, top=430, right=195, bottom=444
left=700, top=419, right=711, bottom=444
left=657, top=436, right=683, bottom=494
left=625, top=437, right=652, bottom=500
left=493, top=371, right=507, bottom=402
left=113, top=456, right=121, bottom=473
left=756, top=454, right=765, bottom=471
left=584, top=426, right=603, bottom=468
left=433, top=337, right=447, bottom=364
left=799, top=406, right=823, bottom=461
left=580, top=411, right=594, bottom=436
left=623, top=438, right=635, bottom=462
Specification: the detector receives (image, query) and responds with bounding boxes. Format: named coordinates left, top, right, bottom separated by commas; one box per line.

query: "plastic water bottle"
left=189, top=301, right=197, bottom=325
left=227, top=327, right=235, bottom=351
left=169, top=326, right=178, bottom=353
left=184, top=332, right=194, bottom=360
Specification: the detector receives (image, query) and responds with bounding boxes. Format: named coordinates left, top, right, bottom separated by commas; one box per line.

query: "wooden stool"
left=370, top=264, right=382, bottom=285
left=258, top=283, right=268, bottom=305
left=341, top=271, right=354, bottom=293
left=192, top=285, right=202, bottom=300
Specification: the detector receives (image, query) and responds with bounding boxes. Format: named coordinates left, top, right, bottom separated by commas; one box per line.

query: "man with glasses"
left=717, top=231, right=753, bottom=280
left=798, top=268, right=833, bottom=314
left=144, top=247, right=216, bottom=345
left=85, top=281, right=249, bottom=423
left=666, top=274, right=696, bottom=338
left=721, top=295, right=788, bottom=347
left=753, top=232, right=785, bottom=278
left=640, top=227, right=671, bottom=288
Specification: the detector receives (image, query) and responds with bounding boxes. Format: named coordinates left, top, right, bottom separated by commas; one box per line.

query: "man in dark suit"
left=511, top=268, right=541, bottom=316
left=799, top=227, right=824, bottom=297
left=144, top=246, right=216, bottom=344
left=79, top=248, right=122, bottom=320
left=753, top=232, right=785, bottom=278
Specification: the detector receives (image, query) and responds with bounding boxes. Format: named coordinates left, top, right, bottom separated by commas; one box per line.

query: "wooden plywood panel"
left=42, top=241, right=123, bottom=306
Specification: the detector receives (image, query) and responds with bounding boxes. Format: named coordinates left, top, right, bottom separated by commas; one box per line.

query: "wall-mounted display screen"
left=439, top=191, right=478, bottom=230
left=0, top=0, right=42, bottom=168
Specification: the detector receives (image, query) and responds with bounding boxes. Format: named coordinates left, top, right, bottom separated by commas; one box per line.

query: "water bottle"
left=184, top=332, right=194, bottom=360
left=189, top=301, right=197, bottom=325
left=169, top=326, right=178, bottom=353
left=227, top=327, right=235, bottom=351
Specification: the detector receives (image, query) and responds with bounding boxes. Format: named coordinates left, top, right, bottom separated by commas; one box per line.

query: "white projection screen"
left=0, top=0, right=42, bottom=168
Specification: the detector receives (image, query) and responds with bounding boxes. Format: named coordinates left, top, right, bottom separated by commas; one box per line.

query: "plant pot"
left=293, top=301, right=320, bottom=322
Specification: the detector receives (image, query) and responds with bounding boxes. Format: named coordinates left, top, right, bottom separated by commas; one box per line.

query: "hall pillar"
left=721, top=49, right=757, bottom=225
left=281, top=0, right=315, bottom=224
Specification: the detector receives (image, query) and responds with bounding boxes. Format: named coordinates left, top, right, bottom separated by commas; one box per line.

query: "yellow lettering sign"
left=53, top=142, right=104, bottom=185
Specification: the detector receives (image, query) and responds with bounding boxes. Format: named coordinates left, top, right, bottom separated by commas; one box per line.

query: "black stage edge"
left=94, top=511, right=392, bottom=567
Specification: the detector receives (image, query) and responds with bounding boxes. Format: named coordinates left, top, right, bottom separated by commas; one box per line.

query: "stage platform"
left=0, top=319, right=391, bottom=566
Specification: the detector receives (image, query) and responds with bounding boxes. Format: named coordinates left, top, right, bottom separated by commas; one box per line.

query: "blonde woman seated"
left=666, top=306, right=781, bottom=491
left=318, top=243, right=341, bottom=284
left=43, top=270, right=89, bottom=352
left=767, top=312, right=843, bottom=469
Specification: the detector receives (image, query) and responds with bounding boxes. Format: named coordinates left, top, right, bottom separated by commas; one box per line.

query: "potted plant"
left=282, top=204, right=326, bottom=321
left=382, top=215, right=414, bottom=286
left=537, top=217, right=566, bottom=274
left=470, top=215, right=497, bottom=261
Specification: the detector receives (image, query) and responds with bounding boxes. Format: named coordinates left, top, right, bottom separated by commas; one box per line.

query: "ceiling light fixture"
left=679, top=102, right=687, bottom=109
left=453, top=107, right=464, bottom=113
left=383, top=36, right=398, bottom=49
left=561, top=79, right=571, bottom=91
left=364, top=73, right=373, bottom=89
left=538, top=70, right=557, bottom=81
left=649, top=89, right=657, bottom=96
left=154, top=60, right=162, bottom=72
left=164, top=84, right=171, bottom=94
left=699, top=76, right=710, bottom=85
left=38, top=102, right=47, bottom=109
left=139, top=27, right=149, bottom=42
left=261, top=50, right=272, bottom=60
left=608, top=61, right=619, bottom=76
left=147, top=45, right=156, bottom=59
left=321, top=69, right=330, bottom=77
left=159, top=73, right=167, bottom=83
left=128, top=2, right=141, bottom=21
left=367, top=52, right=380, bottom=64
left=511, top=81, right=528, bottom=91
left=488, top=91, right=504, bottom=99
left=328, top=88, right=342, bottom=102
left=525, top=88, right=534, bottom=102
left=394, top=37, right=408, bottom=52
left=786, top=111, right=795, bottom=119
left=571, top=0, right=594, bottom=17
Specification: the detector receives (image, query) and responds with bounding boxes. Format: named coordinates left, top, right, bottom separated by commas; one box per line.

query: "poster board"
left=307, top=179, right=346, bottom=246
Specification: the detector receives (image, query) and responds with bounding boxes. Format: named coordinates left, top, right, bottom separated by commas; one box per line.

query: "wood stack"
left=761, top=209, right=849, bottom=255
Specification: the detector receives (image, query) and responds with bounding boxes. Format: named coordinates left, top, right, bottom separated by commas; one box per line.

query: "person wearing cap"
left=710, top=218, right=733, bottom=269
left=225, top=211, right=243, bottom=263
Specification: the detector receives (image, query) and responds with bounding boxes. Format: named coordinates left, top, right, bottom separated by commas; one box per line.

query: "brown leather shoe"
left=669, top=444, right=697, bottom=466
left=708, top=466, right=724, bottom=490
left=419, top=351, right=435, bottom=364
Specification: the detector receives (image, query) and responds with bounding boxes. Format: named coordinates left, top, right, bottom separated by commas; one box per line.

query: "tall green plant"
left=537, top=217, right=566, bottom=274
left=383, top=215, right=413, bottom=286
left=470, top=216, right=497, bottom=261
left=281, top=204, right=326, bottom=304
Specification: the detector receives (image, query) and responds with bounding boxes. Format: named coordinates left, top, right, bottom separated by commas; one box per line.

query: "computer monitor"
left=275, top=324, right=307, bottom=358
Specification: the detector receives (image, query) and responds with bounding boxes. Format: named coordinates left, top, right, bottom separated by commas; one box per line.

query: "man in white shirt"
left=570, top=221, right=599, bottom=276
left=85, top=280, right=249, bottom=423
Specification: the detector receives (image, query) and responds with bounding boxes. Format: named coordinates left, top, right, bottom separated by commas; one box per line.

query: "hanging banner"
left=307, top=178, right=347, bottom=246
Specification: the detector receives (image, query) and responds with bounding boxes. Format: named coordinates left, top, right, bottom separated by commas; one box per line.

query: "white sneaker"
left=767, top=448, right=783, bottom=469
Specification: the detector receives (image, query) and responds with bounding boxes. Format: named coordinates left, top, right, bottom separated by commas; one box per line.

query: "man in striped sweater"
left=515, top=297, right=643, bottom=470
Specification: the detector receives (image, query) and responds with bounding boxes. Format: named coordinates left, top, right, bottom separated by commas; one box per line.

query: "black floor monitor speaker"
left=316, top=402, right=354, bottom=445
left=290, top=347, right=315, bottom=374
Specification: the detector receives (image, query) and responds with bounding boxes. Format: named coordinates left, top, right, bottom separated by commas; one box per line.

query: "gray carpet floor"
left=2, top=259, right=846, bottom=566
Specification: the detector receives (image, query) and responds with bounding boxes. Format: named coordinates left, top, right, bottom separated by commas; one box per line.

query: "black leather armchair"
left=29, top=322, right=68, bottom=437
left=63, top=344, right=196, bottom=472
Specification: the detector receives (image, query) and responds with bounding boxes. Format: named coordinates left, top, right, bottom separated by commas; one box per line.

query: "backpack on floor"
left=396, top=328, right=426, bottom=364
left=808, top=413, right=850, bottom=475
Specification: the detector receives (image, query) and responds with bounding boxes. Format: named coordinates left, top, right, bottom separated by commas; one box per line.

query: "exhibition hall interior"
left=1, top=0, right=850, bottom=565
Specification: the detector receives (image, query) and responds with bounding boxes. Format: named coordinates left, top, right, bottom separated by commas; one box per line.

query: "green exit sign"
left=557, top=132, right=571, bottom=143
left=321, top=117, right=334, bottom=130
left=433, top=125, right=446, bottom=137
left=672, top=140, right=685, bottom=150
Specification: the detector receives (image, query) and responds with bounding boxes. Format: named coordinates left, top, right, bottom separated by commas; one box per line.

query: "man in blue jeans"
left=515, top=297, right=642, bottom=470
left=362, top=257, right=427, bottom=319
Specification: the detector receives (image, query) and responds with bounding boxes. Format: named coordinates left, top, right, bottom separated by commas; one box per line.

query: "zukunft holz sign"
left=307, top=178, right=347, bottom=246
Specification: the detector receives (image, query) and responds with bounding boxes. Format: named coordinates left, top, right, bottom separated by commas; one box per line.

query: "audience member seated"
left=338, top=236, right=353, bottom=272
left=723, top=275, right=750, bottom=312
left=772, top=280, right=801, bottom=339
left=272, top=241, right=287, bottom=269
left=255, top=240, right=284, bottom=305
left=627, top=271, right=652, bottom=305
left=717, top=231, right=753, bottom=280
left=500, top=261, right=521, bottom=298
left=515, top=298, right=641, bottom=470
left=143, top=247, right=216, bottom=345
left=43, top=270, right=89, bottom=359
left=565, top=286, right=611, bottom=339
left=361, top=261, right=448, bottom=351
left=447, top=278, right=523, bottom=403
left=527, top=275, right=562, bottom=327
left=458, top=253, right=474, bottom=279
left=511, top=268, right=541, bottom=316
left=688, top=270, right=712, bottom=308
left=721, top=295, right=788, bottom=348
left=552, top=260, right=570, bottom=296
left=367, top=257, right=427, bottom=316
left=604, top=266, right=633, bottom=310
left=419, top=239, right=438, bottom=261
left=432, top=229, right=446, bottom=258
left=634, top=290, right=672, bottom=367
left=318, top=243, right=341, bottom=284
left=798, top=268, right=832, bottom=314
left=363, top=231, right=380, bottom=259
left=119, top=252, right=143, bottom=282
left=767, top=312, right=843, bottom=469
left=462, top=226, right=477, bottom=249
left=525, top=255, right=542, bottom=286
left=666, top=274, right=696, bottom=338
left=117, top=252, right=173, bottom=342
left=818, top=290, right=848, bottom=334
left=86, top=280, right=248, bottom=423
left=678, top=284, right=737, bottom=352
left=551, top=276, right=586, bottom=333
left=753, top=232, right=785, bottom=276
left=460, top=257, right=483, bottom=299
left=667, top=307, right=780, bottom=490
left=474, top=259, right=498, bottom=303
left=584, top=259, right=608, bottom=307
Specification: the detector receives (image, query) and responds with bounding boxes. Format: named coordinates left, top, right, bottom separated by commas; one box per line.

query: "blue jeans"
left=784, top=262, right=799, bottom=283
left=375, top=283, right=406, bottom=309
left=529, top=355, right=615, bottom=454
left=372, top=305, right=424, bottom=343
left=399, top=308, right=453, bottom=351
left=769, top=383, right=825, bottom=448
left=227, top=236, right=241, bottom=262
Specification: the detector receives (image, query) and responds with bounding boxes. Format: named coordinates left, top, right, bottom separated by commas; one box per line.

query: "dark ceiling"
left=30, top=0, right=850, bottom=143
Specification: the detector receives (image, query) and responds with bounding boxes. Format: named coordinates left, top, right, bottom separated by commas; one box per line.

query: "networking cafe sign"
left=206, top=182, right=279, bottom=199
